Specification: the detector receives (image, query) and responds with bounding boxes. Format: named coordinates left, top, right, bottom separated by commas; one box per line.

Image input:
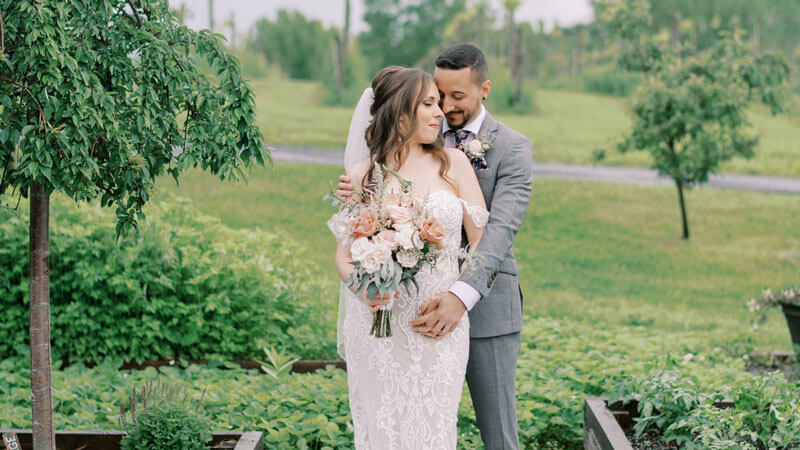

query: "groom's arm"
left=411, top=135, right=532, bottom=338
left=455, top=135, right=533, bottom=303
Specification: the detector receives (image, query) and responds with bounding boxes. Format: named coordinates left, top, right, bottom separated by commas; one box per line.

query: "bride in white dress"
left=330, top=66, right=489, bottom=449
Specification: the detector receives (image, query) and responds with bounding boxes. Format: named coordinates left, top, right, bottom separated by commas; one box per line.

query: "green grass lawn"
left=157, top=162, right=800, bottom=352
left=251, top=75, right=800, bottom=177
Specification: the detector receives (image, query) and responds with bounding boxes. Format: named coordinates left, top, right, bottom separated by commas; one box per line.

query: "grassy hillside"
left=250, top=76, right=800, bottom=177
left=157, top=163, right=800, bottom=352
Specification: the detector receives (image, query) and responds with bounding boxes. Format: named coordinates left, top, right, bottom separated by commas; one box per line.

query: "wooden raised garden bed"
left=1, top=430, right=263, bottom=450
left=583, top=397, right=735, bottom=450
left=73, top=359, right=347, bottom=374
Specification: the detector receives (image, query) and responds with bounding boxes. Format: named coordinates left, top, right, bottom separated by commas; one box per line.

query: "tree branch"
left=0, top=77, right=49, bottom=133
left=0, top=8, right=5, bottom=53
left=126, top=0, right=143, bottom=27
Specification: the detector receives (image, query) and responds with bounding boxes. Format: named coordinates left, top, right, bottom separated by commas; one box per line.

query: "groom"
left=337, top=44, right=533, bottom=449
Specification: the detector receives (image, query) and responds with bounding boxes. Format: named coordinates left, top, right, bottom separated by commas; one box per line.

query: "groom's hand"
left=336, top=175, right=354, bottom=199
left=410, top=292, right=466, bottom=339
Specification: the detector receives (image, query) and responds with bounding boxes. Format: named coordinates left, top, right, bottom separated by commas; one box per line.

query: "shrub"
left=0, top=197, right=337, bottom=363
left=610, top=368, right=800, bottom=448
left=583, top=65, right=642, bottom=97
left=119, top=380, right=211, bottom=450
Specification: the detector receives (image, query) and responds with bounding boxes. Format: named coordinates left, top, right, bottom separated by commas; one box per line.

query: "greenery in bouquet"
left=747, top=285, right=800, bottom=330
left=327, top=163, right=473, bottom=337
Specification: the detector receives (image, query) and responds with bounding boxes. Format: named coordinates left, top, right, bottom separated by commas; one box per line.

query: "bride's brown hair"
left=362, top=66, right=452, bottom=190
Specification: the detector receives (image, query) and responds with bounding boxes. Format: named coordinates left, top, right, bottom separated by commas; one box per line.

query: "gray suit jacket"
left=458, top=113, right=533, bottom=338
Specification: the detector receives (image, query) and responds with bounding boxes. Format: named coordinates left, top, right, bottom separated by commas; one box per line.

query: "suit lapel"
left=478, top=111, right=499, bottom=138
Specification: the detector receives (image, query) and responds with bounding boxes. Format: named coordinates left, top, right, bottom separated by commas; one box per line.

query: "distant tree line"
left=239, top=0, right=799, bottom=104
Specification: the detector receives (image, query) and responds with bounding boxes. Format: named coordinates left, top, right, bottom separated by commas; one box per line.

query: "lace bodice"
left=419, top=190, right=489, bottom=250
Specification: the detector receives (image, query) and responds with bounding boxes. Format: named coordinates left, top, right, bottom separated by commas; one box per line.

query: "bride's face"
left=410, top=82, right=444, bottom=145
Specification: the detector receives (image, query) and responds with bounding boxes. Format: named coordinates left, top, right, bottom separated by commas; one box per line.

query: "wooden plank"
left=0, top=429, right=259, bottom=450
left=233, top=432, right=264, bottom=450
left=3, top=432, right=21, bottom=450
left=584, top=397, right=634, bottom=450
left=72, top=359, right=347, bottom=374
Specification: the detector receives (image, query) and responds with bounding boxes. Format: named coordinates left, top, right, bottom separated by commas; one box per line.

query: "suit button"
left=487, top=272, right=498, bottom=288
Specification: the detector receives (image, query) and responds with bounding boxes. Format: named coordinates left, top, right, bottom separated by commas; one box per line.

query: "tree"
left=333, top=0, right=351, bottom=92
left=249, top=10, right=335, bottom=81
left=504, top=0, right=524, bottom=107
left=0, top=1, right=268, bottom=448
left=596, top=0, right=788, bottom=239
left=360, top=0, right=464, bottom=73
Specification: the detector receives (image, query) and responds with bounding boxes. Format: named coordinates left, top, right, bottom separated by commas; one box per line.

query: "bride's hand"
left=336, top=174, right=354, bottom=199
left=358, top=291, right=399, bottom=313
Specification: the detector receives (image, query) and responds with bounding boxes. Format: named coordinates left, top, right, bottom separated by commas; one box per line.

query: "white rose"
left=362, top=244, right=391, bottom=274
left=361, top=254, right=381, bottom=274
left=396, top=250, right=419, bottom=268
left=350, top=237, right=373, bottom=262
left=467, top=139, right=483, bottom=157
left=371, top=244, right=392, bottom=265
left=412, top=229, right=425, bottom=250
left=394, top=223, right=416, bottom=250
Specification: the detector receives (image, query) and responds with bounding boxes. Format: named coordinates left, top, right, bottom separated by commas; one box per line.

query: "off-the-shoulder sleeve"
left=460, top=199, right=489, bottom=228
left=327, top=211, right=352, bottom=244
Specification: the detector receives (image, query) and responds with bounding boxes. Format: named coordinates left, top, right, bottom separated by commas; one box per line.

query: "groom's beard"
left=445, top=108, right=477, bottom=129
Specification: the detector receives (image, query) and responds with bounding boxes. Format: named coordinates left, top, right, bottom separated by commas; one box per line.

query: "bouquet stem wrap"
left=370, top=300, right=394, bottom=337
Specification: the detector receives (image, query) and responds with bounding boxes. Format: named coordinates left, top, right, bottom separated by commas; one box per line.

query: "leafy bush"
left=0, top=197, right=337, bottom=362
left=119, top=380, right=211, bottom=450
left=0, top=313, right=776, bottom=448
left=610, top=368, right=800, bottom=449
left=0, top=358, right=354, bottom=449
left=583, top=65, right=642, bottom=97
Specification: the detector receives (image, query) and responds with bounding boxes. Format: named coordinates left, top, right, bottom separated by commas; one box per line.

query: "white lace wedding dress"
left=331, top=190, right=489, bottom=450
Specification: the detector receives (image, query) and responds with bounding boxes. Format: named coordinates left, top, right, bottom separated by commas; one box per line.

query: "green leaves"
left=610, top=368, right=800, bottom=448
left=0, top=197, right=337, bottom=363
left=597, top=2, right=790, bottom=238
left=1, top=0, right=268, bottom=234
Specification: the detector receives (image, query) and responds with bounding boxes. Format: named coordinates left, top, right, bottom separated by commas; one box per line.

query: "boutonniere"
left=459, top=131, right=493, bottom=171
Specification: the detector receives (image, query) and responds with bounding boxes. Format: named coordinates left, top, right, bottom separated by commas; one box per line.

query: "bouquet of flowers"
left=327, top=163, right=472, bottom=337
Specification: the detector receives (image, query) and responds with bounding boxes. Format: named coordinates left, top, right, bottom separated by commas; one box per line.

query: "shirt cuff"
left=449, top=281, right=481, bottom=311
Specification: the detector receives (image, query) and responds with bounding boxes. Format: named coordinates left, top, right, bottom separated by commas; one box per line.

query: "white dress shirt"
left=442, top=105, right=487, bottom=311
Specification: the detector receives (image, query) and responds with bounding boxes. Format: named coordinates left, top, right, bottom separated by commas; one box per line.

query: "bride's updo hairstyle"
left=363, top=66, right=451, bottom=189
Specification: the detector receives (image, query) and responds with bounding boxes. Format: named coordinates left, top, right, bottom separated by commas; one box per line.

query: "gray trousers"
left=466, top=331, right=521, bottom=450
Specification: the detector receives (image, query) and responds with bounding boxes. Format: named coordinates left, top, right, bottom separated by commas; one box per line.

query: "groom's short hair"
left=435, top=44, right=489, bottom=86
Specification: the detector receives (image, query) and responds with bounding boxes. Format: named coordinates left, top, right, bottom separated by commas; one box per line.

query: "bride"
left=330, top=66, right=489, bottom=449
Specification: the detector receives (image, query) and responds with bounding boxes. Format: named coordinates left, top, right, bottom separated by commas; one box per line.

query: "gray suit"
left=458, top=112, right=533, bottom=449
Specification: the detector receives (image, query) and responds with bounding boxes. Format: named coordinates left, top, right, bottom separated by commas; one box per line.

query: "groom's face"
left=434, top=67, right=490, bottom=129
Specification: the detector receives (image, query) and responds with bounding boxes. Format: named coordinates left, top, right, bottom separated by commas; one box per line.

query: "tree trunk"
left=333, top=0, right=350, bottom=92
left=752, top=18, right=761, bottom=56
left=670, top=11, right=682, bottom=57
left=229, top=12, right=236, bottom=49
left=573, top=26, right=584, bottom=77
left=208, top=0, right=214, bottom=32
left=476, top=2, right=486, bottom=50
left=674, top=179, right=690, bottom=240
left=30, top=182, right=55, bottom=450
left=507, top=7, right=523, bottom=106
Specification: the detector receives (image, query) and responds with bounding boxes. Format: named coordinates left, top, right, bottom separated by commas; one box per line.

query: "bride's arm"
left=331, top=160, right=391, bottom=309
left=333, top=160, right=368, bottom=282
left=448, top=149, right=487, bottom=251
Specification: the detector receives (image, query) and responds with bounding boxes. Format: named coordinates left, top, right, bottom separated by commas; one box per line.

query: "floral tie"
left=453, top=129, right=471, bottom=150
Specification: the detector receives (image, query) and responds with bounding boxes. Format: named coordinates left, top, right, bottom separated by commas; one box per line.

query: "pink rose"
left=349, top=207, right=378, bottom=238
left=373, top=230, right=398, bottom=249
left=386, top=205, right=413, bottom=224
left=420, top=217, right=447, bottom=247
